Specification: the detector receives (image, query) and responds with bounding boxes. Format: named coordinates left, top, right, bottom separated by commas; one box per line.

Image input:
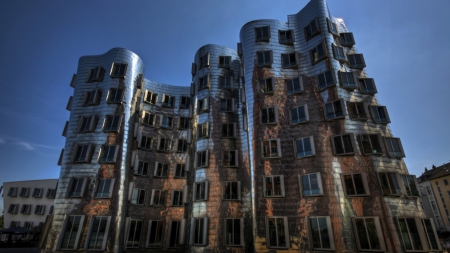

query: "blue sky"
left=0, top=0, right=449, bottom=212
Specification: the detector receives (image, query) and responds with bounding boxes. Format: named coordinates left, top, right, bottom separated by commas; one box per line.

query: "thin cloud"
left=0, top=137, right=59, bottom=151
left=16, top=141, right=35, bottom=150
left=0, top=138, right=5, bottom=144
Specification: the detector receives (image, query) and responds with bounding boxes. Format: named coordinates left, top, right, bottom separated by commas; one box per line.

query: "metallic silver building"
left=47, top=0, right=441, bottom=252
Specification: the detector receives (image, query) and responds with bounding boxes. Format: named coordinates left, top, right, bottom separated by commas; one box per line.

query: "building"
left=1, top=179, right=58, bottom=239
left=418, top=163, right=450, bottom=232
left=46, top=0, right=441, bottom=252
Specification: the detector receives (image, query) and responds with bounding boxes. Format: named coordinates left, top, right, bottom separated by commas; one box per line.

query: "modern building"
left=46, top=0, right=441, bottom=252
left=418, top=163, right=450, bottom=232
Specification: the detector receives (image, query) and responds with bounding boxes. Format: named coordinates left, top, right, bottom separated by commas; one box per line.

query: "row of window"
left=85, top=63, right=128, bottom=83
left=141, top=112, right=191, bottom=130
left=82, top=88, right=124, bottom=107
left=76, top=114, right=122, bottom=133
left=7, top=187, right=55, bottom=198
left=133, top=162, right=188, bottom=178
left=143, top=90, right=191, bottom=108
left=72, top=144, right=119, bottom=163
left=196, top=54, right=232, bottom=70
left=195, top=74, right=237, bottom=91
left=64, top=178, right=114, bottom=199
left=7, top=221, right=44, bottom=229
left=7, top=204, right=54, bottom=215
left=129, top=187, right=188, bottom=206
left=138, top=136, right=189, bottom=153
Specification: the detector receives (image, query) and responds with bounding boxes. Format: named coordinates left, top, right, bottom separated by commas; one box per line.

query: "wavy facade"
left=47, top=0, right=439, bottom=252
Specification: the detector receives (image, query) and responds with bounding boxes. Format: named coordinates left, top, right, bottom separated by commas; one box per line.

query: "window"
left=359, top=78, right=377, bottom=94
left=150, top=190, right=167, bottom=206
left=73, top=144, right=93, bottom=163
left=35, top=205, right=45, bottom=215
left=402, top=175, right=420, bottom=197
left=83, top=90, right=101, bottom=106
left=445, top=179, right=449, bottom=186
left=304, top=18, right=320, bottom=40
left=174, top=164, right=187, bottom=178
left=222, top=150, right=238, bottom=167
left=225, top=218, right=244, bottom=246
left=107, top=88, right=124, bottom=103
left=180, top=96, right=191, bottom=108
left=79, top=115, right=97, bottom=133
left=348, top=102, right=367, bottom=120
left=10, top=221, right=20, bottom=227
left=178, top=117, right=190, bottom=129
left=294, top=136, right=315, bottom=158
left=144, top=90, right=158, bottom=104
left=282, top=52, right=300, bottom=70
left=317, top=69, right=336, bottom=90
left=46, top=189, right=56, bottom=198
left=265, top=217, right=289, bottom=248
left=49, top=205, right=54, bottom=214
left=341, top=173, right=370, bottom=197
left=264, top=175, right=285, bottom=197
left=286, top=77, right=303, bottom=95
left=331, top=134, right=356, bottom=155
left=142, top=111, right=155, bottom=126
left=256, top=50, right=273, bottom=67
left=339, top=32, right=355, bottom=47
left=86, top=67, right=104, bottom=83
left=7, top=187, right=18, bottom=197
left=353, top=217, right=386, bottom=251
left=259, top=77, right=274, bottom=94
left=359, top=134, right=383, bottom=155
left=99, top=145, right=118, bottom=163
left=146, top=220, right=164, bottom=247
left=219, top=76, right=232, bottom=89
left=308, top=216, right=335, bottom=250
left=396, top=217, right=425, bottom=251
left=310, top=42, right=326, bottom=65
left=221, top=123, right=236, bottom=138
left=139, top=135, right=153, bottom=150
left=198, top=74, right=211, bottom=90
left=67, top=178, right=87, bottom=198
left=348, top=54, right=366, bottom=69
left=171, top=190, right=185, bottom=206
left=110, top=63, right=127, bottom=78
left=93, top=179, right=114, bottom=198
left=21, top=204, right=32, bottom=214
left=299, top=173, right=323, bottom=197
left=57, top=216, right=85, bottom=250
left=384, top=137, right=405, bottom=158
left=338, top=71, right=357, bottom=89
left=219, top=56, right=231, bottom=68
left=422, top=218, right=441, bottom=251
left=379, top=172, right=402, bottom=196
left=195, top=150, right=209, bottom=168
left=279, top=30, right=294, bottom=44
left=198, top=53, right=210, bottom=69
left=332, top=44, right=346, bottom=62
left=19, top=187, right=30, bottom=197
left=220, top=99, right=234, bottom=112
left=193, top=182, right=209, bottom=201
left=325, top=99, right=346, bottom=120
left=168, top=220, right=186, bottom=247
left=32, top=188, right=43, bottom=198
left=125, top=219, right=143, bottom=248
left=262, top=139, right=281, bottom=158
left=197, top=122, right=209, bottom=139
left=198, top=97, right=209, bottom=113
left=223, top=181, right=241, bottom=200
left=135, top=160, right=149, bottom=176
left=160, top=115, right=173, bottom=129
left=189, top=217, right=208, bottom=245
left=162, top=94, right=175, bottom=108
left=255, top=26, right=270, bottom=41
left=24, top=222, right=33, bottom=230
left=85, top=216, right=111, bottom=250
left=176, top=139, right=188, bottom=153
left=370, top=106, right=391, bottom=124
left=290, top=105, right=309, bottom=124
left=103, top=115, right=121, bottom=132
left=260, top=107, right=278, bottom=124
left=154, top=162, right=169, bottom=177
left=131, top=188, right=146, bottom=205
left=8, top=204, right=19, bottom=214
left=327, top=18, right=339, bottom=36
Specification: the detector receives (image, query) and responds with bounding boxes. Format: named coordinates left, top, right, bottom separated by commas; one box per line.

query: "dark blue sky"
left=0, top=0, right=449, bottom=211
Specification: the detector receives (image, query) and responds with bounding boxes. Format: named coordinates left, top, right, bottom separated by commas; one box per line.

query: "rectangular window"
left=32, top=188, right=43, bottom=198
left=193, top=182, right=209, bottom=201
left=144, top=90, right=158, bottom=105
left=359, top=78, right=377, bottom=94
left=178, top=117, right=190, bottom=130
left=8, top=187, right=18, bottom=197
left=154, top=162, right=169, bottom=177
left=85, top=216, right=111, bottom=250
left=262, top=139, right=281, bottom=158
left=223, top=181, right=241, bottom=200
left=99, top=145, right=118, bottom=163
left=255, top=26, right=270, bottom=41
left=325, top=99, right=346, bottom=120
left=327, top=18, right=339, bottom=36
left=310, top=42, right=326, bottom=65
left=299, top=173, right=323, bottom=197
left=422, top=218, right=440, bottom=251
left=353, top=217, right=386, bottom=251
left=58, top=216, right=85, bottom=250
left=379, top=172, right=402, bottom=196
left=348, top=54, right=366, bottom=69
left=304, top=18, right=320, bottom=40
left=21, top=204, right=32, bottom=214
left=35, top=205, right=45, bottom=215
left=160, top=115, right=173, bottom=129
left=370, top=106, right=391, bottom=124
left=94, top=179, right=114, bottom=198
left=220, top=99, right=234, bottom=112
left=135, top=160, right=149, bottom=176
left=79, top=115, right=97, bottom=133
left=198, top=74, right=211, bottom=90
left=171, top=190, right=184, bottom=206
left=339, top=32, right=355, bottom=47
left=317, top=69, right=336, bottom=90
left=264, top=175, right=285, bottom=197
left=339, top=71, right=357, bottom=89
left=266, top=217, right=289, bottom=248
left=384, top=137, right=405, bottom=158
left=397, top=217, right=425, bottom=251
left=221, top=123, right=236, bottom=138
left=331, top=134, right=356, bottom=155
left=445, top=179, right=449, bottom=186
left=332, top=44, right=346, bottom=62
left=107, top=88, right=124, bottom=103
left=308, top=216, right=335, bottom=250
left=219, top=56, right=231, bottom=68
left=110, top=63, right=128, bottom=78
left=162, top=94, right=175, bottom=108
left=73, top=144, right=93, bottom=163
left=24, top=222, right=33, bottom=230
left=46, top=189, right=56, bottom=198
left=168, top=220, right=186, bottom=247
left=359, top=134, right=383, bottom=155
left=341, top=173, right=370, bottom=197
left=10, top=221, right=20, bottom=227
left=49, top=205, right=54, bottom=214
left=176, top=139, right=188, bottom=153
left=198, top=97, right=209, bottom=113
left=294, top=136, right=315, bottom=158
left=86, top=67, right=104, bottom=83
left=290, top=105, right=309, bottom=124
left=68, top=178, right=87, bottom=198
left=146, top=220, right=164, bottom=248
left=197, top=122, right=209, bottom=139
left=150, top=190, right=167, bottom=206
left=198, top=53, right=210, bottom=69
left=259, top=77, right=274, bottom=94
left=196, top=150, right=209, bottom=168
left=131, top=189, right=146, bottom=205
left=222, top=150, right=238, bottom=167
left=219, top=76, right=232, bottom=89
left=348, top=102, right=367, bottom=120
left=225, top=218, right=244, bottom=246
left=103, top=115, right=122, bottom=132
left=282, top=52, right=299, bottom=68
left=19, top=187, right=30, bottom=197
left=402, top=175, right=420, bottom=197
left=83, top=90, right=101, bottom=106
left=174, top=164, right=187, bottom=178
left=190, top=217, right=208, bottom=245
left=8, top=204, right=19, bottom=214
left=261, top=107, right=278, bottom=124
left=286, top=77, right=303, bottom=95
left=126, top=219, right=143, bottom=248
left=139, top=135, right=153, bottom=150
left=279, top=30, right=294, bottom=44
left=142, top=111, right=155, bottom=126
left=180, top=96, right=191, bottom=108
left=256, top=50, right=273, bottom=67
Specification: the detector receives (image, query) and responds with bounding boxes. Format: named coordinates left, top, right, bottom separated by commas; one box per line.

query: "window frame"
left=189, top=217, right=208, bottom=246
left=102, top=115, right=122, bottom=132
left=83, top=89, right=101, bottom=106
left=57, top=215, right=86, bottom=250
left=304, top=17, right=320, bottom=41
left=178, top=117, right=190, bottom=130
left=174, top=164, right=188, bottom=178
left=352, top=217, right=386, bottom=252
left=307, top=216, right=335, bottom=250
left=285, top=77, right=304, bottom=95
left=106, top=88, right=124, bottom=104
left=359, top=78, right=378, bottom=94
left=298, top=172, right=323, bottom=197
left=66, top=177, right=88, bottom=198
left=198, top=97, right=209, bottom=114
left=402, top=175, right=420, bottom=198
left=130, top=188, right=147, bottom=205
left=331, top=133, right=356, bottom=156
left=161, top=94, right=175, bottom=108
left=146, top=220, right=165, bottom=248
left=78, top=115, right=97, bottom=133
left=317, top=69, right=336, bottom=90
left=134, top=159, right=149, bottom=176
left=125, top=218, right=143, bottom=248
left=222, top=150, right=238, bottom=167
left=332, top=44, right=346, bottom=62
left=341, top=172, right=370, bottom=197
left=34, top=205, right=45, bottom=215
left=348, top=102, right=368, bottom=121
left=7, top=187, right=18, bottom=197
left=198, top=74, right=211, bottom=91
left=98, top=145, right=119, bottom=163
left=46, top=188, right=56, bottom=198
left=171, top=188, right=186, bottom=207
left=86, top=67, right=104, bottom=83
left=92, top=178, right=115, bottom=198
left=359, top=134, right=384, bottom=155
left=220, top=98, right=235, bottom=112
left=176, top=139, right=188, bottom=153
left=327, top=18, right=339, bottom=36
left=219, top=76, right=233, bottom=89
left=159, top=115, right=174, bottom=129
left=289, top=104, right=309, bottom=124
left=167, top=219, right=186, bottom=248
left=8, top=204, right=19, bottom=214
left=310, top=41, right=327, bottom=65
left=256, top=50, right=273, bottom=67
left=180, top=96, right=191, bottom=108
left=383, top=137, right=405, bottom=158
left=369, top=106, right=391, bottom=124
left=84, top=216, right=112, bottom=251
left=110, top=63, right=128, bottom=78
left=139, top=135, right=153, bottom=150
left=197, top=122, right=209, bottom=139
left=21, top=204, right=32, bottom=214
left=259, top=77, right=274, bottom=94
left=218, top=56, right=231, bottom=68
left=282, top=52, right=300, bottom=68
left=195, top=150, right=209, bottom=168
left=339, top=32, right=355, bottom=47
left=264, top=175, right=285, bottom=198
left=396, top=217, right=433, bottom=252
left=193, top=181, right=209, bottom=202
left=19, top=187, right=30, bottom=197
left=260, top=107, right=278, bottom=124
left=338, top=71, right=357, bottom=90
left=255, top=26, right=271, bottom=42
left=154, top=162, right=169, bottom=178
left=278, top=30, right=294, bottom=44
left=198, top=53, right=210, bottom=69
left=348, top=54, right=366, bottom=69
left=141, top=111, right=156, bottom=127
left=261, top=139, right=282, bottom=159
left=73, top=144, right=94, bottom=163
left=293, top=136, right=315, bottom=158
left=265, top=216, right=290, bottom=248
left=144, top=90, right=158, bottom=105
left=324, top=98, right=346, bottom=120
left=32, top=188, right=43, bottom=198
left=221, top=123, right=236, bottom=138
left=378, top=172, right=402, bottom=196
left=150, top=190, right=167, bottom=206
left=223, top=181, right=241, bottom=201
